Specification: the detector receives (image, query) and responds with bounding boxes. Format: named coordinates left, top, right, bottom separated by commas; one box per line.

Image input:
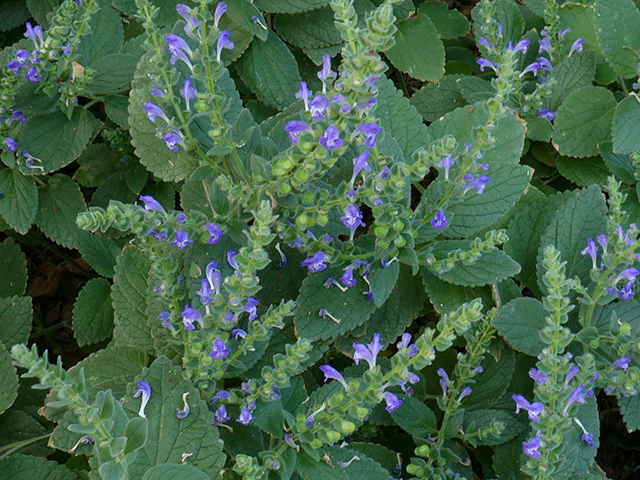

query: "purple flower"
left=529, top=368, right=547, bottom=386
left=158, top=312, right=173, bottom=330
left=5, top=138, right=17, bottom=153
left=150, top=88, right=165, bottom=98
left=237, top=408, right=255, bottom=425
left=538, top=37, right=552, bottom=53
left=538, top=57, right=553, bottom=72
left=512, top=394, right=544, bottom=421
left=309, top=95, right=329, bottom=121
left=564, top=385, right=586, bottom=414
left=574, top=418, right=595, bottom=447
left=7, top=60, right=23, bottom=75
left=206, top=261, right=221, bottom=295
left=25, top=66, right=39, bottom=83
left=288, top=236, right=303, bottom=248
left=165, top=34, right=193, bottom=68
left=295, top=81, right=312, bottom=111
left=520, top=61, right=541, bottom=77
left=301, top=252, right=327, bottom=272
left=180, top=78, right=197, bottom=110
left=378, top=166, right=390, bottom=180
left=283, top=120, right=311, bottom=144
left=341, top=204, right=365, bottom=237
left=24, top=22, right=44, bottom=48
left=463, top=175, right=491, bottom=195
left=148, top=228, right=167, bottom=242
left=537, top=108, right=556, bottom=122
left=182, top=305, right=202, bottom=330
left=244, top=298, right=259, bottom=321
left=214, top=405, right=230, bottom=423
left=319, top=125, right=343, bottom=150
left=197, top=278, right=214, bottom=306
left=142, top=103, right=170, bottom=124
left=176, top=393, right=190, bottom=419
left=617, top=268, right=640, bottom=282
left=352, top=333, right=383, bottom=369
left=439, top=156, right=455, bottom=181
left=319, top=365, right=348, bottom=389
left=232, top=328, right=247, bottom=339
left=437, top=368, right=449, bottom=396
left=476, top=58, right=496, bottom=72
left=581, top=238, right=598, bottom=269
left=359, top=97, right=377, bottom=112
left=227, top=249, right=238, bottom=269
left=565, top=364, right=579, bottom=385
left=351, top=152, right=371, bottom=184
left=354, top=123, right=382, bottom=148
left=478, top=37, right=494, bottom=49
left=318, top=54, right=336, bottom=87
left=164, top=132, right=186, bottom=152
left=139, top=195, right=165, bottom=212
left=206, top=223, right=224, bottom=244
left=216, top=30, right=234, bottom=63
left=210, top=337, right=231, bottom=359
left=459, top=387, right=472, bottom=401
left=569, top=38, right=584, bottom=57
left=508, top=39, right=530, bottom=55
left=9, top=109, right=26, bottom=124
left=431, top=210, right=448, bottom=230
left=176, top=213, right=187, bottom=223
left=613, top=357, right=631, bottom=370
left=340, top=265, right=357, bottom=287
left=134, top=381, right=151, bottom=418
left=397, top=333, right=412, bottom=349
left=63, top=43, right=71, bottom=56
left=214, top=2, right=227, bottom=27
left=523, top=436, right=542, bottom=458
left=171, top=228, right=193, bottom=249
left=383, top=392, right=402, bottom=412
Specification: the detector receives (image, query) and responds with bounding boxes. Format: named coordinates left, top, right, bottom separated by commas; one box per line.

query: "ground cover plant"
left=2, top=0, right=640, bottom=478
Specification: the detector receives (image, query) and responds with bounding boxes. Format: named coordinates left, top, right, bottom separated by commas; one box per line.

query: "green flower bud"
left=296, top=214, right=309, bottom=227
left=394, top=236, right=406, bottom=247
left=416, top=445, right=430, bottom=457
left=340, top=421, right=356, bottom=433
left=278, top=183, right=291, bottom=195
left=326, top=430, right=341, bottom=443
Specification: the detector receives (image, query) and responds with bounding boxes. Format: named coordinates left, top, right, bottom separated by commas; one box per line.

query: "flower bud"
left=278, top=183, right=291, bottom=195
left=326, top=430, right=341, bottom=443
left=415, top=445, right=430, bottom=457
left=394, top=236, right=407, bottom=247
left=340, top=421, right=356, bottom=433
left=195, top=100, right=208, bottom=112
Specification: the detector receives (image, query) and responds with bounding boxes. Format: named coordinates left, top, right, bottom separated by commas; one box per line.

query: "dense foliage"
left=1, top=0, right=640, bottom=479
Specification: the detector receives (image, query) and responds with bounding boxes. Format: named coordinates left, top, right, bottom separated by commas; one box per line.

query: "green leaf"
left=461, top=348, right=515, bottom=411
left=329, top=449, right=390, bottom=480
left=0, top=341, right=18, bottom=415
left=112, top=247, right=155, bottom=353
left=296, top=450, right=348, bottom=480
left=472, top=0, right=524, bottom=46
left=377, top=76, right=428, bottom=159
left=14, top=81, right=60, bottom=116
left=78, top=3, right=124, bottom=65
left=274, top=7, right=342, bottom=48
left=254, top=0, right=331, bottom=14
left=294, top=265, right=377, bottom=342
left=0, top=454, right=80, bottom=480
left=236, top=31, right=302, bottom=109
left=430, top=241, right=521, bottom=287
left=0, top=168, right=38, bottom=234
left=26, top=0, right=62, bottom=28
left=104, top=95, right=131, bottom=128
left=492, top=433, right=529, bottom=480
left=556, top=397, right=599, bottom=475
left=390, top=395, right=437, bottom=436
left=347, top=443, right=398, bottom=473
left=594, top=0, right=640, bottom=78
left=88, top=54, right=139, bottom=94
left=556, top=155, right=611, bottom=187
left=142, top=464, right=209, bottom=480
left=72, top=278, right=115, bottom=347
left=548, top=51, right=596, bottom=110
left=0, top=238, right=27, bottom=298
left=537, top=186, right=607, bottom=293
left=123, top=416, right=148, bottom=456
left=35, top=174, right=87, bottom=249
left=599, top=142, right=636, bottom=184
left=552, top=86, right=616, bottom=158
left=619, top=394, right=640, bottom=431
left=90, top=171, right=138, bottom=208
left=74, top=143, right=121, bottom=188
left=122, top=357, right=226, bottom=478
left=419, top=1, right=470, bottom=39
left=253, top=399, right=285, bottom=437
left=444, top=163, right=532, bottom=238
left=491, top=297, right=547, bottom=356
left=464, top=408, right=526, bottom=446
left=368, top=260, right=399, bottom=307
left=410, top=75, right=468, bottom=123
left=225, top=0, right=267, bottom=41
left=0, top=295, right=32, bottom=347
left=612, top=95, right=640, bottom=155
left=77, top=232, right=121, bottom=278
left=0, top=410, right=48, bottom=457
left=18, top=109, right=101, bottom=173
left=505, top=191, right=573, bottom=295
left=386, top=14, right=445, bottom=82
left=558, top=3, right=617, bottom=85
left=0, top=0, right=30, bottom=32
left=422, top=270, right=493, bottom=315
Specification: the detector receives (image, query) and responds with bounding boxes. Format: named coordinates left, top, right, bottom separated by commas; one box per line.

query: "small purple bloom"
left=142, top=103, right=170, bottom=124
left=7, top=60, right=22, bottom=75
left=574, top=418, right=595, bottom=447
left=295, top=81, right=312, bottom=111
left=351, top=152, right=371, bottom=184
left=182, top=305, right=202, bottom=330
left=25, top=65, right=39, bottom=82
left=176, top=393, right=190, bottom=418
left=159, top=312, right=174, bottom=330
left=341, top=204, right=365, bottom=236
left=140, top=195, right=165, bottom=212
left=439, top=156, right=455, bottom=181
left=206, top=223, right=224, bottom=244
left=437, top=368, right=449, bottom=396
left=397, top=333, right=412, bottom=349
left=309, top=95, right=329, bottom=121
left=232, top=328, right=247, bottom=339
left=164, top=132, right=186, bottom=152
left=237, top=408, right=255, bottom=425
left=151, top=88, right=165, bottom=97
left=171, top=228, right=193, bottom=249
left=520, top=61, right=541, bottom=77
left=523, top=436, right=542, bottom=458
left=176, top=213, right=187, bottom=223
left=478, top=37, right=494, bottom=49
left=459, top=387, right=472, bottom=401
left=5, top=138, right=17, bottom=153
left=216, top=30, right=234, bottom=63
left=564, top=385, right=586, bottom=413
left=244, top=298, right=259, bottom=321
left=597, top=234, right=607, bottom=251
left=565, top=364, right=579, bottom=385
left=319, top=365, right=348, bottom=389
left=613, top=357, right=631, bottom=370
left=513, top=394, right=544, bottom=421
left=165, top=34, right=193, bottom=68
left=301, top=252, right=327, bottom=272
left=340, top=266, right=357, bottom=287
left=538, top=109, right=556, bottom=122
left=354, top=122, right=382, bottom=148
left=206, top=261, right=221, bottom=294
left=509, top=39, right=530, bottom=55
left=180, top=78, right=197, bottom=110
left=581, top=238, right=598, bottom=269
left=134, top=381, right=151, bottom=418
left=148, top=228, right=168, bottom=242
left=214, top=2, right=227, bottom=27
left=24, top=22, right=44, bottom=48
left=214, top=405, right=230, bottom=423
left=529, top=368, right=547, bottom=386
left=227, top=249, right=238, bottom=270
left=378, top=166, right=390, bottom=179
left=538, top=37, right=552, bottom=53
left=319, top=125, right=343, bottom=150
left=197, top=278, right=214, bottom=306
left=477, top=58, right=496, bottom=72
left=352, top=333, right=383, bottom=369
left=537, top=57, right=553, bottom=72
left=569, top=38, right=584, bottom=56
left=463, top=175, right=491, bottom=195
left=383, top=392, right=402, bottom=412
left=431, top=210, right=448, bottom=230
left=318, top=54, right=336, bottom=87
left=210, top=337, right=231, bottom=359
left=283, top=120, right=311, bottom=144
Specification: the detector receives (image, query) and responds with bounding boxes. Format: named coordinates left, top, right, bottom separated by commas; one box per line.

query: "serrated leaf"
left=72, top=278, right=115, bottom=347
left=0, top=168, right=38, bottom=234
left=548, top=51, right=596, bottom=110
left=619, top=395, right=640, bottom=431
left=410, top=75, right=468, bottom=123
left=419, top=1, right=470, bottom=39
left=461, top=348, right=515, bottom=411
left=112, top=247, right=155, bottom=353
left=274, top=7, right=342, bottom=48
left=422, top=270, right=493, bottom=315
left=376, top=76, right=428, bottom=159
left=122, top=356, right=226, bottom=478
left=294, top=265, right=377, bottom=342
left=464, top=408, right=526, bottom=446
left=330, top=449, right=390, bottom=480
left=599, top=142, right=636, bottom=184
left=18, top=109, right=101, bottom=173
left=537, top=186, right=607, bottom=293
left=594, top=0, right=640, bottom=78
left=556, top=155, right=611, bottom=187
left=35, top=174, right=87, bottom=249
left=88, top=53, right=139, bottom=94
left=612, top=95, right=640, bottom=155
left=492, top=433, right=529, bottom=480
left=0, top=0, right=30, bottom=32
left=556, top=397, right=599, bottom=475
left=472, top=0, right=524, bottom=47
left=26, top=0, right=62, bottom=28
left=77, top=232, right=121, bottom=278
left=142, top=464, right=209, bottom=480
left=0, top=410, right=48, bottom=457
left=386, top=14, right=445, bottom=82
left=123, top=416, right=148, bottom=455
left=253, top=399, right=285, bottom=437
left=236, top=31, right=301, bottom=109
left=104, top=95, right=130, bottom=128
left=390, top=395, right=437, bottom=436
left=552, top=86, right=616, bottom=158
left=0, top=341, right=18, bottom=415
left=347, top=443, right=397, bottom=473
left=74, top=143, right=122, bottom=188
left=368, top=260, right=399, bottom=307
left=90, top=171, right=137, bottom=208
left=254, top=0, right=331, bottom=14
left=0, top=295, right=32, bottom=347
left=491, top=297, right=547, bottom=356
left=78, top=3, right=124, bottom=65
left=225, top=0, right=266, bottom=41
left=296, top=450, right=349, bottom=480
left=0, top=454, right=80, bottom=480
left=0, top=238, right=27, bottom=298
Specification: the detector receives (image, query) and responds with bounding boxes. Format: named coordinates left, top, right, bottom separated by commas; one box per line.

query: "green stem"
left=0, top=434, right=52, bottom=459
